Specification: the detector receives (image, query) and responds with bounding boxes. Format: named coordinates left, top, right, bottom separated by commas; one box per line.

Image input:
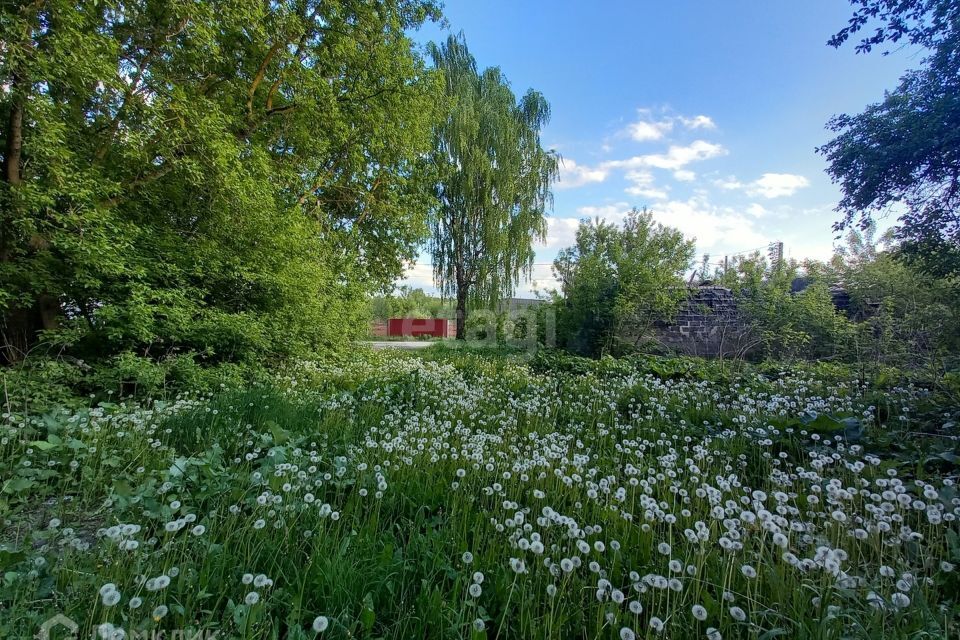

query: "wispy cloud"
left=749, top=173, right=810, bottom=198
left=624, top=170, right=669, bottom=199
left=714, top=172, right=810, bottom=199
left=626, top=118, right=674, bottom=142
left=623, top=109, right=717, bottom=142
left=604, top=140, right=727, bottom=172
left=679, top=114, right=716, bottom=130
left=556, top=157, right=609, bottom=189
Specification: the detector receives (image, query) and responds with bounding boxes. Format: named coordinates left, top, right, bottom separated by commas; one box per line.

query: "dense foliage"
left=822, top=0, right=960, bottom=278
left=711, top=228, right=960, bottom=371
left=369, top=287, right=453, bottom=321
left=427, top=34, right=559, bottom=339
left=552, top=209, right=695, bottom=358
left=0, top=0, right=443, bottom=365
left=1, top=348, right=958, bottom=638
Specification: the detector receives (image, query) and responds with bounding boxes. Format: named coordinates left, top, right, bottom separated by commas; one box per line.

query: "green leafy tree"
left=716, top=255, right=854, bottom=361
left=821, top=0, right=960, bottom=278
left=553, top=209, right=694, bottom=357
left=427, top=34, right=559, bottom=339
left=0, top=0, right=443, bottom=364
left=370, top=286, right=452, bottom=320
left=834, top=226, right=959, bottom=372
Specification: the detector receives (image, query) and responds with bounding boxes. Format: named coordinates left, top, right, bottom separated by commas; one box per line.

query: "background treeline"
left=545, top=212, right=959, bottom=377
left=1, top=0, right=445, bottom=394
left=370, top=287, right=453, bottom=321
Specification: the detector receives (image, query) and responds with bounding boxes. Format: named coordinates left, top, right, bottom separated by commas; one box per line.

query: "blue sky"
left=403, top=1, right=915, bottom=296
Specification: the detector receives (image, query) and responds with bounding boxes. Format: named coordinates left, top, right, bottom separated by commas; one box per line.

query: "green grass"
left=1, top=349, right=958, bottom=639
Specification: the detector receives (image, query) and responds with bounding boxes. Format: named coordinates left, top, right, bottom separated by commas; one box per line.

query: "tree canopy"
left=0, top=0, right=443, bottom=364
left=427, top=34, right=559, bottom=339
left=821, top=0, right=960, bottom=278
left=553, top=209, right=694, bottom=357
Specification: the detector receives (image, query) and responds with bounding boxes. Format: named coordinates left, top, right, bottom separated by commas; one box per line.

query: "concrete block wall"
left=653, top=286, right=753, bottom=357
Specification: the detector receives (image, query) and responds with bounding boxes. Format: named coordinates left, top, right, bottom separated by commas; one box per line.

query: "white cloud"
left=648, top=196, right=768, bottom=253
left=624, top=170, right=669, bottom=199
left=749, top=173, right=810, bottom=198
left=541, top=196, right=793, bottom=270
left=541, top=202, right=639, bottom=251
left=576, top=202, right=635, bottom=223
left=679, top=115, right=716, bottom=130
left=627, top=118, right=674, bottom=142
left=541, top=217, right=584, bottom=249
left=673, top=169, right=696, bottom=182
left=714, top=173, right=810, bottom=199
left=624, top=110, right=716, bottom=142
left=398, top=261, right=437, bottom=292
left=556, top=157, right=609, bottom=189
left=605, top=140, right=727, bottom=172
left=714, top=176, right=743, bottom=190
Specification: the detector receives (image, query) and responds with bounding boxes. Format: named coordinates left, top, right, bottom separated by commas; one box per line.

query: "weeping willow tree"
left=428, top=34, right=559, bottom=339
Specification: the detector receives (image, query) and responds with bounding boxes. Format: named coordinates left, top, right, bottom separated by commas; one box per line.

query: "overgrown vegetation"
left=552, top=209, right=695, bottom=358
left=1, top=348, right=958, bottom=638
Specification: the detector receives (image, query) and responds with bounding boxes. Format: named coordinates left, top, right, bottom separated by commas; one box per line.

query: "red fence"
left=387, top=318, right=452, bottom=338
left=372, top=318, right=453, bottom=338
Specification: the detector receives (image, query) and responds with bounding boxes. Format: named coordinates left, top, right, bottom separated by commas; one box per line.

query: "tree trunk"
left=455, top=284, right=468, bottom=340
left=4, top=74, right=23, bottom=186
left=0, top=70, right=59, bottom=364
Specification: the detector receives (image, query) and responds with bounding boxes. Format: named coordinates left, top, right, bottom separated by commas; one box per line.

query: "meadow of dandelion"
left=1, top=348, right=958, bottom=639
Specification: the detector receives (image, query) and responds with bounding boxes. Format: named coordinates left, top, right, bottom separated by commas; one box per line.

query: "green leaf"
left=361, top=593, right=376, bottom=631
left=28, top=440, right=58, bottom=452
left=0, top=549, right=25, bottom=571
left=268, top=420, right=290, bottom=445
left=2, top=478, right=36, bottom=494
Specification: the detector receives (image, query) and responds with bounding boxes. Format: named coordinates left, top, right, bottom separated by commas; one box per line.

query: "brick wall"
left=653, top=286, right=754, bottom=358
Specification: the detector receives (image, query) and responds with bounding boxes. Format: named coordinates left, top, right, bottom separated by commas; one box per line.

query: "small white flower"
left=692, top=604, right=708, bottom=621
left=312, top=616, right=329, bottom=633
left=891, top=592, right=910, bottom=608
left=245, top=591, right=260, bottom=605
